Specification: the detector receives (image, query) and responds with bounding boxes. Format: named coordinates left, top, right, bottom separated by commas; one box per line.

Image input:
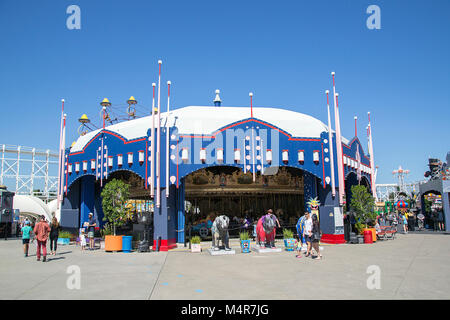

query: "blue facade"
left=61, top=111, right=373, bottom=247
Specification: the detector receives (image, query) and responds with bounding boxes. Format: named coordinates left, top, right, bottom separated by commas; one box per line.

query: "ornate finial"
left=213, top=89, right=222, bottom=106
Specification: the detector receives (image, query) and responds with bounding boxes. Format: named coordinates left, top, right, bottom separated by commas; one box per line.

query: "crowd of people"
left=18, top=212, right=97, bottom=262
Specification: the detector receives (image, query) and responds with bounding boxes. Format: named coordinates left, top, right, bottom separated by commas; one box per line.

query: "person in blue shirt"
left=21, top=220, right=33, bottom=257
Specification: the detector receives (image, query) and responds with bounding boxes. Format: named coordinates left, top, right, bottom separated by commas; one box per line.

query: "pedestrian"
left=402, top=212, right=408, bottom=234
left=303, top=211, right=313, bottom=257
left=33, top=215, right=51, bottom=262
left=431, top=210, right=439, bottom=231
left=437, top=210, right=445, bottom=231
left=311, top=213, right=322, bottom=260
left=80, top=229, right=87, bottom=251
left=417, top=212, right=425, bottom=230
left=87, top=213, right=96, bottom=250
left=263, top=209, right=280, bottom=248
left=49, top=217, right=61, bottom=255
left=21, top=220, right=33, bottom=257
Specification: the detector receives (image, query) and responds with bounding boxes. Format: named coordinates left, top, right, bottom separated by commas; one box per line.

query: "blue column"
left=80, top=175, right=95, bottom=229
left=177, top=180, right=185, bottom=243
left=303, top=171, right=318, bottom=212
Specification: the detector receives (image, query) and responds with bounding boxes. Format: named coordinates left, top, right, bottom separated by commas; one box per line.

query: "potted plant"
left=101, top=179, right=131, bottom=252
left=283, top=229, right=295, bottom=251
left=350, top=185, right=377, bottom=244
left=240, top=232, right=251, bottom=253
left=57, top=231, right=72, bottom=245
left=190, top=236, right=202, bottom=253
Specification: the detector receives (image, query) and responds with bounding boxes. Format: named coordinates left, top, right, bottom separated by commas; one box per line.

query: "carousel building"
left=60, top=86, right=375, bottom=250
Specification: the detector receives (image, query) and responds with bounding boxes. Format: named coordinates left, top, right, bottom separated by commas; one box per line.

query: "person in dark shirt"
left=49, top=217, right=61, bottom=255
left=88, top=213, right=96, bottom=250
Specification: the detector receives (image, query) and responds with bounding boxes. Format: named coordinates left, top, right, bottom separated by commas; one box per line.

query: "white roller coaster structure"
left=0, top=144, right=59, bottom=201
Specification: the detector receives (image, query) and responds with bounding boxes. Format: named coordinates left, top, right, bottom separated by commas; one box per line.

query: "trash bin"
left=122, top=236, right=133, bottom=252
left=364, top=229, right=373, bottom=244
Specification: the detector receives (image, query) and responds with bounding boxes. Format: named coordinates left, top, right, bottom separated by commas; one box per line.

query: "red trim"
left=145, top=140, right=148, bottom=190
left=152, top=238, right=177, bottom=251
left=176, top=140, right=179, bottom=189
left=70, top=130, right=146, bottom=156
left=127, top=152, right=133, bottom=154
left=179, top=119, right=321, bottom=142
left=321, top=234, right=345, bottom=244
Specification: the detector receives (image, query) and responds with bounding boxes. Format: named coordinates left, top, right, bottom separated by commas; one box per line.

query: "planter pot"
left=122, top=236, right=133, bottom=252
left=240, top=239, right=251, bottom=253
left=191, top=243, right=201, bottom=253
left=284, top=238, right=296, bottom=251
left=105, top=235, right=123, bottom=252
left=57, top=238, right=70, bottom=245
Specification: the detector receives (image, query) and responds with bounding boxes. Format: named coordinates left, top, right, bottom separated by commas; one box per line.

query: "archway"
left=97, top=170, right=153, bottom=243
left=344, top=172, right=371, bottom=211
left=421, top=190, right=444, bottom=230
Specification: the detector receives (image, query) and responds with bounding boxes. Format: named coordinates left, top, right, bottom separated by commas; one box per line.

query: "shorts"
left=305, top=235, right=312, bottom=243
left=22, top=239, right=30, bottom=244
left=88, top=231, right=94, bottom=238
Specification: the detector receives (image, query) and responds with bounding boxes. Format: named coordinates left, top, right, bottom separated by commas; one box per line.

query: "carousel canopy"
left=71, top=106, right=350, bottom=153
left=395, top=200, right=408, bottom=208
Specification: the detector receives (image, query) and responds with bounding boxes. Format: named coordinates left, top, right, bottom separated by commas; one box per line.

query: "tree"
left=350, top=185, right=376, bottom=233
left=101, top=179, right=131, bottom=236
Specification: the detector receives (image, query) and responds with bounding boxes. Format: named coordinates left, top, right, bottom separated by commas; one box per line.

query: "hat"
left=88, top=213, right=93, bottom=216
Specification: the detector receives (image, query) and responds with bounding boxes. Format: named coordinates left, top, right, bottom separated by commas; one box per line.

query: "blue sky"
left=0, top=0, right=449, bottom=184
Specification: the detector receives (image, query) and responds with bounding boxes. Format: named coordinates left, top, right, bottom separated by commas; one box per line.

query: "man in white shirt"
left=303, top=211, right=313, bottom=257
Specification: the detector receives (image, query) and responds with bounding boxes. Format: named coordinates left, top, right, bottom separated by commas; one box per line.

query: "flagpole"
left=332, top=71, right=345, bottom=206
left=368, top=112, right=377, bottom=200
left=166, top=80, right=171, bottom=197
left=156, top=60, right=162, bottom=208
left=354, top=116, right=358, bottom=137
left=326, top=91, right=336, bottom=198
left=57, top=99, right=64, bottom=209
left=150, top=83, right=156, bottom=198
left=249, top=92, right=256, bottom=182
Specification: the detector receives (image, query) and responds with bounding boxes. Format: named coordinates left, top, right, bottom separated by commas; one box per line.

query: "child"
left=295, top=239, right=302, bottom=258
left=21, top=221, right=33, bottom=257
left=80, top=229, right=87, bottom=251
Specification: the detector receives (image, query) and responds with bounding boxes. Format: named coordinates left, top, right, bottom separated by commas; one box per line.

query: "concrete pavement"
left=1, top=233, right=449, bottom=299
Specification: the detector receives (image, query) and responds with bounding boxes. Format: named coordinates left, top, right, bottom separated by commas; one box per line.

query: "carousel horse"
left=256, top=213, right=277, bottom=248
left=211, top=215, right=231, bottom=251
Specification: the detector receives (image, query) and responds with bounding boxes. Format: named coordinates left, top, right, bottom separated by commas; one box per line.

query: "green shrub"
left=190, top=236, right=201, bottom=244
left=283, top=229, right=294, bottom=239
left=100, top=224, right=113, bottom=238
left=239, top=232, right=250, bottom=240
left=59, top=231, right=72, bottom=239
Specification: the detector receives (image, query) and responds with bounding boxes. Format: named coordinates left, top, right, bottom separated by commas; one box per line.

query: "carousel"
left=56, top=62, right=377, bottom=250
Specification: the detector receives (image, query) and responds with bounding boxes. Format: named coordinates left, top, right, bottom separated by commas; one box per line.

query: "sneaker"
left=42, top=256, right=46, bottom=262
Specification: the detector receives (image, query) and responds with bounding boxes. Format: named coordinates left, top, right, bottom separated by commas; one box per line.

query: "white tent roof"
left=71, top=106, right=348, bottom=152
left=13, top=195, right=53, bottom=222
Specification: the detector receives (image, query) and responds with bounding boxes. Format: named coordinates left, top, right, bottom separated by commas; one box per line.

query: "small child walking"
left=80, top=229, right=87, bottom=251
left=295, top=239, right=302, bottom=258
